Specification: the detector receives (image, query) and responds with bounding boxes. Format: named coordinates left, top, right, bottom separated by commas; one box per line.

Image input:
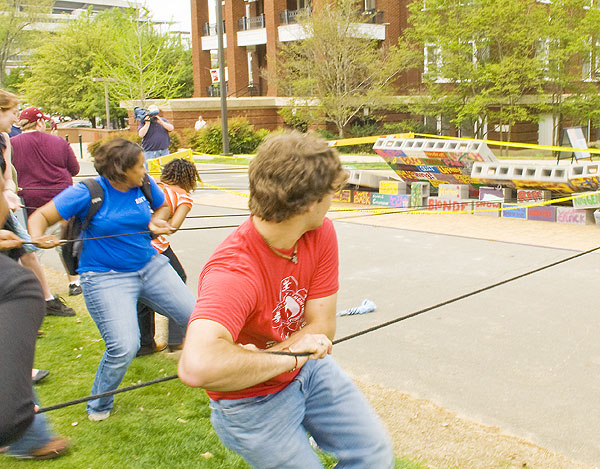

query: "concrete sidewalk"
left=182, top=190, right=600, bottom=466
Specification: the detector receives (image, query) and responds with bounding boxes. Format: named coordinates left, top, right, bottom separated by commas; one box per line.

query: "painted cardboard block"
left=410, top=182, right=430, bottom=207
left=479, top=187, right=514, bottom=203
left=472, top=201, right=501, bottom=217
left=502, top=203, right=527, bottom=219
left=428, top=197, right=472, bottom=213
left=332, top=189, right=351, bottom=203
left=352, top=190, right=372, bottom=205
left=556, top=207, right=594, bottom=225
left=389, top=194, right=410, bottom=208
left=410, top=182, right=431, bottom=197
left=517, top=189, right=552, bottom=204
left=572, top=191, right=600, bottom=209
left=438, top=184, right=470, bottom=200
left=527, top=205, right=556, bottom=222
left=371, top=193, right=391, bottom=207
left=378, top=180, right=408, bottom=195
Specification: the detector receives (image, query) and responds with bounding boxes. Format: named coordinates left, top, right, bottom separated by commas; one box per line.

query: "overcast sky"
left=142, top=0, right=193, bottom=33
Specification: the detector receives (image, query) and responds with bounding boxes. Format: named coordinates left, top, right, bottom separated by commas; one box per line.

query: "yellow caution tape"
left=327, top=133, right=414, bottom=147
left=147, top=149, right=195, bottom=173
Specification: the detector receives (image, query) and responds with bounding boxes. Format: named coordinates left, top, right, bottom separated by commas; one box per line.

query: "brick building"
left=164, top=0, right=597, bottom=145
left=191, top=0, right=410, bottom=98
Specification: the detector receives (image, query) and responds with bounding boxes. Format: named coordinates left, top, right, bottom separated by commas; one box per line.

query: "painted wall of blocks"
left=331, top=182, right=600, bottom=227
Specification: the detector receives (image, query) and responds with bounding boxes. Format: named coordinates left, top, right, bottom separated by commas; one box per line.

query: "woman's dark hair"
left=160, top=158, right=201, bottom=193
left=93, top=138, right=143, bottom=183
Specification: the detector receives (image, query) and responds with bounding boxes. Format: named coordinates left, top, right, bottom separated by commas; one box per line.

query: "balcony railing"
left=360, top=9, right=384, bottom=24
left=203, top=21, right=225, bottom=36
left=238, top=14, right=265, bottom=31
left=279, top=8, right=311, bottom=25
left=206, top=84, right=228, bottom=97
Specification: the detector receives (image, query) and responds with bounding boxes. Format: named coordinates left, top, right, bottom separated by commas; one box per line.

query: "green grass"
left=1, top=274, right=425, bottom=468
left=195, top=156, right=252, bottom=165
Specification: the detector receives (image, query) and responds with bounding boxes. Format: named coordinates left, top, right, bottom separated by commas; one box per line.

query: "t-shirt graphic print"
left=272, top=276, right=307, bottom=340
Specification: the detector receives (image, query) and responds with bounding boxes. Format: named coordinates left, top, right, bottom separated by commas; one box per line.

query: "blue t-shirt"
left=138, top=118, right=170, bottom=152
left=53, top=176, right=165, bottom=273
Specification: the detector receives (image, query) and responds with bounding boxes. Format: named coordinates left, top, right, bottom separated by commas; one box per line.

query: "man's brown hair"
left=0, top=90, right=18, bottom=111
left=249, top=131, right=347, bottom=222
left=93, top=138, right=143, bottom=183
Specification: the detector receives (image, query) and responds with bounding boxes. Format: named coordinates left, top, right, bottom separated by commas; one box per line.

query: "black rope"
left=36, top=244, right=600, bottom=414
left=36, top=351, right=311, bottom=414
left=22, top=225, right=243, bottom=245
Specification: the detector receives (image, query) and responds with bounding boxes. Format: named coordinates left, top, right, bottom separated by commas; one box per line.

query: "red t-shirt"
left=190, top=216, right=339, bottom=401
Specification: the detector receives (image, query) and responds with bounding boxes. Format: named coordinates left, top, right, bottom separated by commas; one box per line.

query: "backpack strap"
left=140, top=173, right=153, bottom=206
left=80, top=179, right=104, bottom=231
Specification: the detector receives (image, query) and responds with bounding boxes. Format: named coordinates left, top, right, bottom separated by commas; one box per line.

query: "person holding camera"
left=137, top=104, right=174, bottom=161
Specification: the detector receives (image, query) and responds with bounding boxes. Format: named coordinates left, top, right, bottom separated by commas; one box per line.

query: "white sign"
left=209, top=67, right=229, bottom=83
left=566, top=127, right=590, bottom=160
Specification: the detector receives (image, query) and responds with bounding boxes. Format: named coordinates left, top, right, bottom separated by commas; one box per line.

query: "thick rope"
left=36, top=244, right=600, bottom=413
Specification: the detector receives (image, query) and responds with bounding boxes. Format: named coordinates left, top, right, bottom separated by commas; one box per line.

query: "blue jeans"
left=8, top=396, right=52, bottom=457
left=209, top=356, right=394, bottom=469
left=143, top=148, right=169, bottom=160
left=80, top=254, right=195, bottom=414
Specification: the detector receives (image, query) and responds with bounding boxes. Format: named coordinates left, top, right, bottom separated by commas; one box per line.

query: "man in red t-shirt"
left=179, top=132, right=394, bottom=468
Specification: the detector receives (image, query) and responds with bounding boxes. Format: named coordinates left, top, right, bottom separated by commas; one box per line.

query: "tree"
left=399, top=0, right=547, bottom=144
left=97, top=8, right=192, bottom=106
left=271, top=0, right=403, bottom=137
left=542, top=0, right=600, bottom=145
left=0, top=0, right=53, bottom=87
left=18, top=7, right=192, bottom=123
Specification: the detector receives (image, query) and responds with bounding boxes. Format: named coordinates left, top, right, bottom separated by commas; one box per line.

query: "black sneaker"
left=46, top=296, right=76, bottom=317
left=68, top=283, right=82, bottom=296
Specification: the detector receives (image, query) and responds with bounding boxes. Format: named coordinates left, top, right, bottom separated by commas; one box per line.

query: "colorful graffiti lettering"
left=389, top=194, right=410, bottom=207
left=517, top=189, right=550, bottom=203
left=352, top=191, right=372, bottom=205
left=332, top=189, right=351, bottom=203
left=556, top=207, right=589, bottom=225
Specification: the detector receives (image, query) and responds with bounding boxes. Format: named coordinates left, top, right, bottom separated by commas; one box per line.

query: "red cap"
left=19, top=107, right=51, bottom=124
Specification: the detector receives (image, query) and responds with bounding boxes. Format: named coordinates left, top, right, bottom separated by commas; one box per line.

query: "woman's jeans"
left=80, top=254, right=195, bottom=414
left=209, top=356, right=394, bottom=469
left=137, top=246, right=186, bottom=347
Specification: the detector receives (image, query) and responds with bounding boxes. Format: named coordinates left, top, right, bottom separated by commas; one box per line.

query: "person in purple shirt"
left=11, top=107, right=81, bottom=296
left=137, top=104, right=174, bottom=161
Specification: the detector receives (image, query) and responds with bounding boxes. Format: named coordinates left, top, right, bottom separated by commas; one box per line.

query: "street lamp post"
left=92, top=77, right=115, bottom=130
left=215, top=0, right=231, bottom=155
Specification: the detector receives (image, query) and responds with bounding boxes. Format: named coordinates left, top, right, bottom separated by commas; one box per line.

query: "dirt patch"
left=353, top=377, right=590, bottom=468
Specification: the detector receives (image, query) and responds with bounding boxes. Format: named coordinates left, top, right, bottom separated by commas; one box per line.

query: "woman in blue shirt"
left=28, top=138, right=195, bottom=421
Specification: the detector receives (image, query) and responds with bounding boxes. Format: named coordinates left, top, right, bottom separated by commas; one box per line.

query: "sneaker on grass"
left=88, top=411, right=110, bottom=422
left=45, top=296, right=75, bottom=317
left=68, top=283, right=82, bottom=296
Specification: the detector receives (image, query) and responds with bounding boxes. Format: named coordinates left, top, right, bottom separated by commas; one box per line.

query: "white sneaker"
left=88, top=411, right=110, bottom=421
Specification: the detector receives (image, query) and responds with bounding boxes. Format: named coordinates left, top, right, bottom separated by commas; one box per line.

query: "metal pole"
left=78, top=134, right=83, bottom=159
left=215, top=1, right=231, bottom=155
left=104, top=81, right=111, bottom=130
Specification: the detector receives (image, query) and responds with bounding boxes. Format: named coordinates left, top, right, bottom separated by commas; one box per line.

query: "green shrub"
left=190, top=118, right=268, bottom=154
left=179, top=128, right=197, bottom=148
left=169, top=131, right=181, bottom=153
left=88, top=131, right=141, bottom=157
left=279, top=107, right=309, bottom=132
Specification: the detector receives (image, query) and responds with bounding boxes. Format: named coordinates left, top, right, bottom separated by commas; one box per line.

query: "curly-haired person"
left=136, top=158, right=202, bottom=355
left=179, top=131, right=394, bottom=468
